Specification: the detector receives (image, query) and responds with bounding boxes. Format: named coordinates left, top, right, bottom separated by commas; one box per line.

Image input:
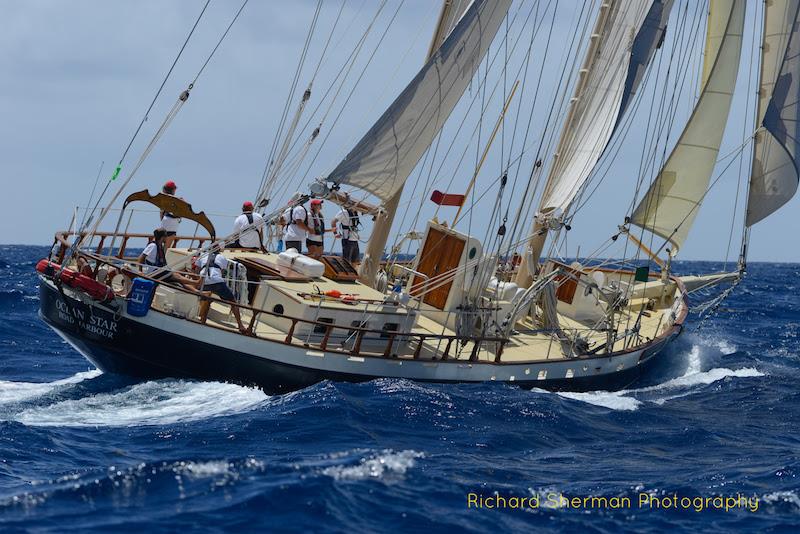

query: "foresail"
left=539, top=0, right=653, bottom=213
left=630, top=0, right=745, bottom=252
left=615, top=0, right=674, bottom=134
left=746, top=0, right=800, bottom=226
left=327, top=0, right=511, bottom=202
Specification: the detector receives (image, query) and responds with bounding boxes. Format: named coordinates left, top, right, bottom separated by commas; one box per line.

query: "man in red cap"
left=232, top=201, right=266, bottom=252
left=160, top=180, right=181, bottom=247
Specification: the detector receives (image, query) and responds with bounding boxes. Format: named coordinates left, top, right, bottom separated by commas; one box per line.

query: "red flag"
left=430, top=190, right=465, bottom=206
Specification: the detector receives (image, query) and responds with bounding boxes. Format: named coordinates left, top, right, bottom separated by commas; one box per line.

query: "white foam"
left=14, top=379, right=267, bottom=427
left=762, top=491, right=800, bottom=510
left=321, top=450, right=423, bottom=482
left=0, top=370, right=101, bottom=405
left=549, top=344, right=763, bottom=411
left=556, top=391, right=642, bottom=411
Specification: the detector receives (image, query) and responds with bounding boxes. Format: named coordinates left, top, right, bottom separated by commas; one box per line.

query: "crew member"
left=284, top=194, right=313, bottom=253
left=232, top=201, right=266, bottom=252
left=306, top=199, right=328, bottom=259
left=138, top=228, right=195, bottom=288
left=195, top=246, right=246, bottom=333
left=332, top=204, right=361, bottom=265
left=159, top=180, right=181, bottom=248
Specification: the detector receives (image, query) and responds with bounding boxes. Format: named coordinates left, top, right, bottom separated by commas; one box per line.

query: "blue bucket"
left=127, top=278, right=156, bottom=317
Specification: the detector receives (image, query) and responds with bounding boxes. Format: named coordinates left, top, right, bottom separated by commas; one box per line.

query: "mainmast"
left=516, top=0, right=658, bottom=287
left=359, top=0, right=468, bottom=287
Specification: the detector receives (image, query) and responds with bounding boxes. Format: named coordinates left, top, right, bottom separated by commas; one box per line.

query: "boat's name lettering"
left=55, top=299, right=117, bottom=339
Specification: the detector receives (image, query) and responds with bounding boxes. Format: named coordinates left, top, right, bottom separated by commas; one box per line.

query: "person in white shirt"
left=137, top=228, right=195, bottom=288
left=232, top=201, right=266, bottom=251
left=306, top=199, right=330, bottom=259
left=159, top=180, right=182, bottom=248
left=283, top=198, right=313, bottom=253
left=195, top=247, right=245, bottom=333
left=332, top=206, right=361, bottom=264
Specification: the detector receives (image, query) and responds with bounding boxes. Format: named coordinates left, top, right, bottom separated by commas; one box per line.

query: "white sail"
left=538, top=0, right=653, bottom=213
left=630, top=0, right=745, bottom=251
left=327, top=0, right=511, bottom=202
left=746, top=0, right=800, bottom=226
left=615, top=0, right=674, bottom=134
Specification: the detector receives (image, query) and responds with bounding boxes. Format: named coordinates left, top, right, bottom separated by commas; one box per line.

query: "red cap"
left=310, top=199, right=323, bottom=205
left=242, top=201, right=254, bottom=210
left=164, top=180, right=177, bottom=191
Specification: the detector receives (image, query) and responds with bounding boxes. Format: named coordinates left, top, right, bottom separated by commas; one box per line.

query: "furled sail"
left=327, top=0, right=512, bottom=202
left=630, top=0, right=745, bottom=251
left=538, top=0, right=654, bottom=213
left=615, top=0, right=674, bottom=134
left=746, top=0, right=800, bottom=226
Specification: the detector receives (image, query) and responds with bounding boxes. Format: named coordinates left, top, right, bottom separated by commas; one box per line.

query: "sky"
left=1, top=0, right=797, bottom=262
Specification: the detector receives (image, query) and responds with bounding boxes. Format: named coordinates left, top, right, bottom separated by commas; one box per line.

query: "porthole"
left=272, top=304, right=284, bottom=315
left=468, top=247, right=477, bottom=259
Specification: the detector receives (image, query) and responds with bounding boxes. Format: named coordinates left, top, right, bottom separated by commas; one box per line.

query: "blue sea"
left=0, top=245, right=798, bottom=532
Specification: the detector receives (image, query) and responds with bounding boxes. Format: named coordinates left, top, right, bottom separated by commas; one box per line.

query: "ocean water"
left=0, top=245, right=798, bottom=532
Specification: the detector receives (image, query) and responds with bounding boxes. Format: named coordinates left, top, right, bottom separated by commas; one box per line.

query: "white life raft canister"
left=277, top=248, right=325, bottom=278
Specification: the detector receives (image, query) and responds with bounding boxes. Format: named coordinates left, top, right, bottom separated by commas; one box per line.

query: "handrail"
left=66, top=250, right=511, bottom=349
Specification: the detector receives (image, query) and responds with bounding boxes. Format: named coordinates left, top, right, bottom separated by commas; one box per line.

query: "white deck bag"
left=278, top=248, right=325, bottom=278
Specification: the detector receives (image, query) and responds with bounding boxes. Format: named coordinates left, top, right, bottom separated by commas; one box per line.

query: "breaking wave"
left=10, top=378, right=268, bottom=427
left=553, top=339, right=763, bottom=411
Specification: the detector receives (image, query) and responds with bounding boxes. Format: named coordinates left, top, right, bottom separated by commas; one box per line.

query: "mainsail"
left=538, top=0, right=654, bottom=213
left=746, top=0, right=800, bottom=226
left=326, top=0, right=512, bottom=202
left=630, top=0, right=745, bottom=252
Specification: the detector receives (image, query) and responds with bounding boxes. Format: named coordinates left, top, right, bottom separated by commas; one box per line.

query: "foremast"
left=359, top=0, right=470, bottom=287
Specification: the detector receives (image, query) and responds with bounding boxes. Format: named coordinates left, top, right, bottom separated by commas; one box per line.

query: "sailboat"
left=36, top=0, right=797, bottom=393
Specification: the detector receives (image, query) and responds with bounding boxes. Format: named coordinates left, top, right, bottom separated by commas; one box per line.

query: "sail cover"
left=630, top=0, right=745, bottom=251
left=746, top=0, right=800, bottom=226
left=327, top=0, right=512, bottom=202
left=539, top=0, right=654, bottom=213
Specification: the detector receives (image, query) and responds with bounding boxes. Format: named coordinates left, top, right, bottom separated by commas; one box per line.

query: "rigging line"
left=637, top=0, right=707, bottom=256
left=80, top=0, right=250, bottom=251
left=419, top=0, right=545, bottom=218
left=354, top=0, right=534, bottom=206
left=259, top=0, right=321, bottom=197
left=298, top=0, right=406, bottom=183
left=191, top=0, right=249, bottom=85
left=268, top=0, right=377, bottom=184
left=74, top=0, right=211, bottom=238
left=266, top=1, right=389, bottom=205
left=727, top=0, right=762, bottom=270
left=261, top=0, right=346, bottom=194
left=272, top=0, right=392, bottom=202
left=617, top=0, right=702, bottom=260
left=120, top=0, right=211, bottom=168
left=505, top=0, right=594, bottom=253
left=651, top=137, right=752, bottom=258
left=415, top=0, right=585, bottom=277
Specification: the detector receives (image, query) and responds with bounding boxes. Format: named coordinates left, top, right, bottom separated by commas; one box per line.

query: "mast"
left=359, top=0, right=463, bottom=287
left=516, top=0, right=655, bottom=287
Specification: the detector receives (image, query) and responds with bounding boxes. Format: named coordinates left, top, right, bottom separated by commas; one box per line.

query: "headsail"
left=327, top=0, right=512, bottom=202
left=615, top=0, right=674, bottom=134
left=538, top=0, right=654, bottom=213
left=746, top=0, right=800, bottom=226
left=630, top=0, right=745, bottom=252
